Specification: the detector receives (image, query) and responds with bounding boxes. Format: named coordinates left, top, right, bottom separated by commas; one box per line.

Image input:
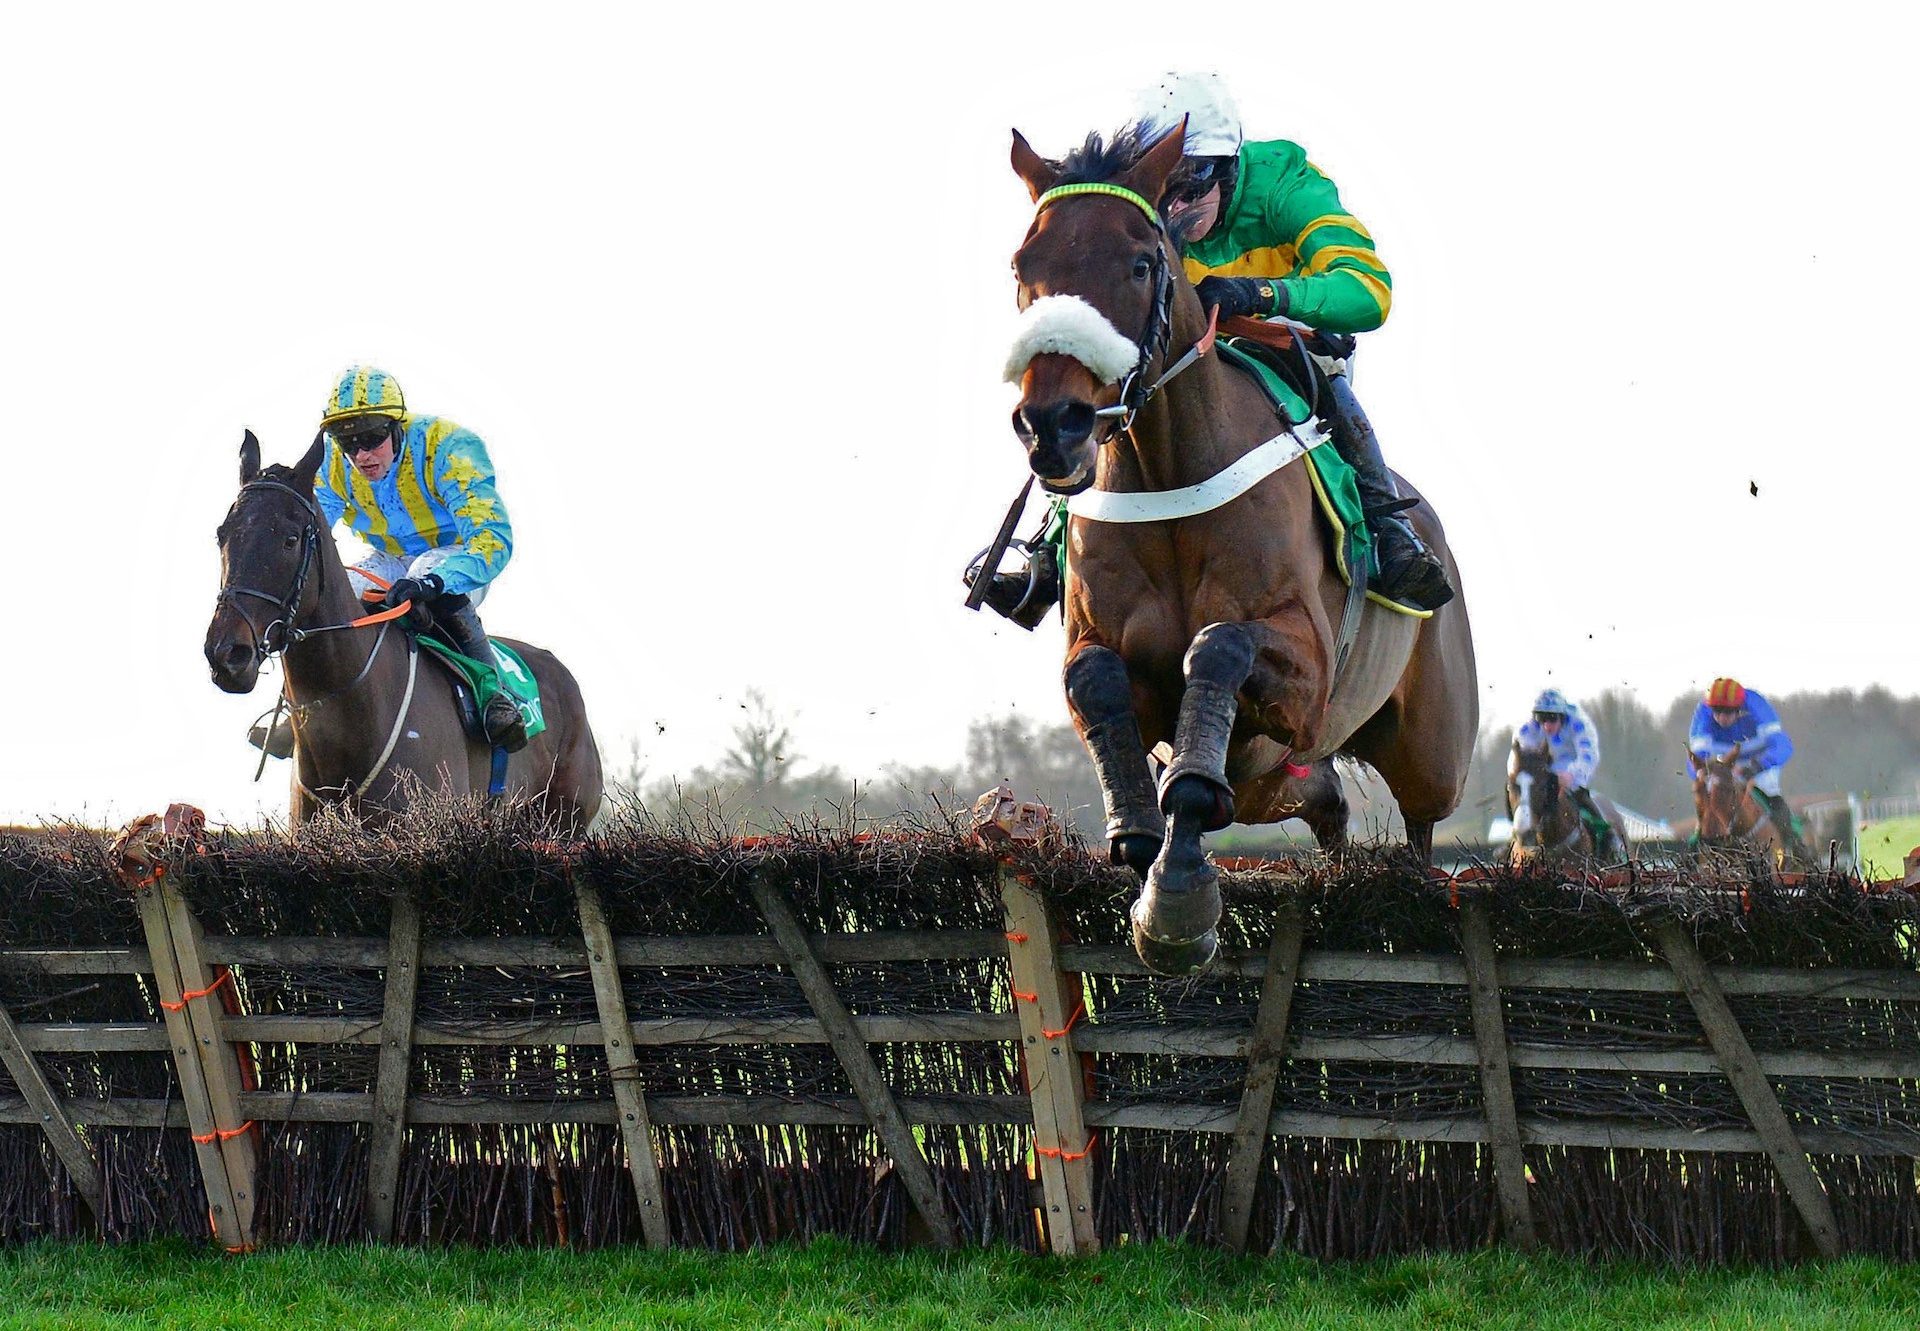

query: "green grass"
left=2, top=1240, right=1918, bottom=1330
left=1856, top=815, right=1920, bottom=877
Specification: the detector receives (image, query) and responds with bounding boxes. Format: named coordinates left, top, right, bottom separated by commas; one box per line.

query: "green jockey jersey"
left=1181, top=139, right=1392, bottom=335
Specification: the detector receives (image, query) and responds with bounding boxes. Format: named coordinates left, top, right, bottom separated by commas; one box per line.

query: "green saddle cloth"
left=418, top=636, right=549, bottom=743
left=1215, top=340, right=1426, bottom=619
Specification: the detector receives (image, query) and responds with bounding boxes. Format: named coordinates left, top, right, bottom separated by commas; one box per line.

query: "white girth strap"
left=1066, top=419, right=1330, bottom=523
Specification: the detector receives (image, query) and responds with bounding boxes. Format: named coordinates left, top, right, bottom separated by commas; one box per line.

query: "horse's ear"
left=1011, top=130, right=1060, bottom=204
left=1120, top=116, right=1189, bottom=209
left=292, top=430, right=326, bottom=486
left=239, top=430, right=261, bottom=485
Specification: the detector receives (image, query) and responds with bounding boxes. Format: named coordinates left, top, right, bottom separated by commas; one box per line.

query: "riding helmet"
left=1706, top=677, right=1747, bottom=709
left=1531, top=687, right=1573, bottom=718
left=1131, top=71, right=1243, bottom=157
left=321, top=365, right=407, bottom=433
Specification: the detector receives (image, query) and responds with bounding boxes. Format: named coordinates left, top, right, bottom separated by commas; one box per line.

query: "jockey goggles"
left=1168, top=156, right=1234, bottom=204
left=1532, top=710, right=1567, bottom=724
left=331, top=420, right=394, bottom=454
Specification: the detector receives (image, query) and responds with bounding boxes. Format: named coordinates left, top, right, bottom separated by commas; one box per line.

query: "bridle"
left=1512, top=761, right=1580, bottom=852
left=1029, top=183, right=1218, bottom=439
left=215, top=479, right=326, bottom=663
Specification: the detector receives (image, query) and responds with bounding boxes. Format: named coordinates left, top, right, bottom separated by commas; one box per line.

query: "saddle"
left=416, top=632, right=548, bottom=746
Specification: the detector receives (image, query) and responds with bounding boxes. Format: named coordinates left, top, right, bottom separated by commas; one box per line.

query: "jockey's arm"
left=1747, top=694, right=1794, bottom=769
left=428, top=429, right=514, bottom=598
left=1561, top=710, right=1599, bottom=789
left=1266, top=163, right=1394, bottom=334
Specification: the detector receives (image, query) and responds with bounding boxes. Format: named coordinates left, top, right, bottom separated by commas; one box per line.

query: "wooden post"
left=1458, top=896, right=1538, bottom=1251
left=133, top=882, right=257, bottom=1250
left=0, top=995, right=103, bottom=1221
left=749, top=873, right=960, bottom=1249
left=1655, top=917, right=1843, bottom=1258
left=1218, top=900, right=1305, bottom=1254
left=572, top=874, right=671, bottom=1246
left=998, top=866, right=1099, bottom=1255
left=365, top=890, right=422, bottom=1242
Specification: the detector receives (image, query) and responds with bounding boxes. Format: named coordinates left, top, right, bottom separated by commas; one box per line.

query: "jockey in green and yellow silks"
left=967, top=72, right=1454, bottom=624
left=297, top=365, right=525, bottom=751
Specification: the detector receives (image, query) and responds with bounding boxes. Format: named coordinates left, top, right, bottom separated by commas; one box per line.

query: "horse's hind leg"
left=1064, top=645, right=1161, bottom=875
left=1135, top=622, right=1257, bottom=974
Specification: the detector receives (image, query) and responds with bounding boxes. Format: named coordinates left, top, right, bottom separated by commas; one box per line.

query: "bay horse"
left=1505, top=738, right=1627, bottom=865
left=205, top=432, right=603, bottom=830
left=1690, top=744, right=1787, bottom=861
left=1006, top=123, right=1478, bottom=972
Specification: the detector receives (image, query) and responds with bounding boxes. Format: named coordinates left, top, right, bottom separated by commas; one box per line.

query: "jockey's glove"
left=1195, top=275, right=1289, bottom=322
left=384, top=573, right=443, bottom=610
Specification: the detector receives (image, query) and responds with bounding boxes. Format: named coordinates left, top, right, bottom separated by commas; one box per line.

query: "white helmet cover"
left=1531, top=688, right=1573, bottom=717
left=1131, top=71, right=1243, bottom=158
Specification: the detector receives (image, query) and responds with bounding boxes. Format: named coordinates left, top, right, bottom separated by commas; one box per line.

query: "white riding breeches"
left=1751, top=766, right=1784, bottom=798
left=348, top=549, right=488, bottom=607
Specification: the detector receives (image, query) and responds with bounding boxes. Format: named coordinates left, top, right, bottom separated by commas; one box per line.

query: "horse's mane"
left=1052, top=123, right=1210, bottom=246
left=1054, top=123, right=1159, bottom=186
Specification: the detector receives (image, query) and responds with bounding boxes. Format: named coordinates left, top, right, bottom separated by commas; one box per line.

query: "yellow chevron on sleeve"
left=1306, top=244, right=1390, bottom=278
left=468, top=529, right=507, bottom=564
left=1294, top=213, right=1373, bottom=249
left=1181, top=244, right=1300, bottom=285
left=1334, top=267, right=1393, bottom=320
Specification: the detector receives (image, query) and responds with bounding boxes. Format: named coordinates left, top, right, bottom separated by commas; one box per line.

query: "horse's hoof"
left=1131, top=920, right=1218, bottom=975
left=1131, top=869, right=1222, bottom=947
left=1110, top=832, right=1162, bottom=878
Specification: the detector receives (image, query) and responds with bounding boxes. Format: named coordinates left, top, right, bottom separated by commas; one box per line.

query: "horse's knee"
left=1184, top=621, right=1256, bottom=684
left=1064, top=644, right=1133, bottom=721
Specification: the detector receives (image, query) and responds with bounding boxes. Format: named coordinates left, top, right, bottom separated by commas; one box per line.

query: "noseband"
left=216, top=479, right=322, bottom=662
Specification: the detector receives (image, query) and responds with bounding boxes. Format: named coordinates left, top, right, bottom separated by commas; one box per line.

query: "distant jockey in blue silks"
left=1688, top=677, right=1798, bottom=848
left=1513, top=688, right=1621, bottom=859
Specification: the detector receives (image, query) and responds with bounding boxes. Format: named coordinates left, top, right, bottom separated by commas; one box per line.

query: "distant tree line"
left=613, top=690, right=1103, bottom=832
left=618, top=685, right=1920, bottom=840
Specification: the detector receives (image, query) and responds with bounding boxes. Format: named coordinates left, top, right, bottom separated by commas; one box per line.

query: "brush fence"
left=1, top=826, right=1917, bottom=1261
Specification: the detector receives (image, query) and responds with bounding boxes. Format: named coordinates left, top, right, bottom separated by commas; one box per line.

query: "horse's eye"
left=283, top=534, right=299, bottom=550
left=1132, top=255, right=1153, bottom=281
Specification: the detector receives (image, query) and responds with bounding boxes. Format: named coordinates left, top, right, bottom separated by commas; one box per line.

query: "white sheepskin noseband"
left=1003, top=295, right=1140, bottom=386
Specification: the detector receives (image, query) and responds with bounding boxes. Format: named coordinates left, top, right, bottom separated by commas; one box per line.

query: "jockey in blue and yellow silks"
left=313, top=364, right=526, bottom=751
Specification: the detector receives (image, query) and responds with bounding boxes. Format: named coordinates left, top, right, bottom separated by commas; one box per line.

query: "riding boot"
left=1570, top=786, right=1621, bottom=859
left=435, top=598, right=528, bottom=753
left=979, top=543, right=1061, bottom=630
left=1322, top=374, right=1455, bottom=610
left=1757, top=790, right=1811, bottom=859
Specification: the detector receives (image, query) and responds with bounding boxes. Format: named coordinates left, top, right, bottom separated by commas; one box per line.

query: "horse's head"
left=1692, top=743, right=1746, bottom=841
left=1505, top=737, right=1559, bottom=852
left=1005, top=121, right=1189, bottom=492
left=205, top=430, right=329, bottom=693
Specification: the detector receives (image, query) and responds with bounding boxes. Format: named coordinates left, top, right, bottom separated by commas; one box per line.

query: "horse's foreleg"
left=1064, top=645, right=1160, bottom=876
left=1133, top=622, right=1256, bottom=974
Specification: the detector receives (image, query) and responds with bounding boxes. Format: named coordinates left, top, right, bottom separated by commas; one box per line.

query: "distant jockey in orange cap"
left=1688, top=678, right=1802, bottom=850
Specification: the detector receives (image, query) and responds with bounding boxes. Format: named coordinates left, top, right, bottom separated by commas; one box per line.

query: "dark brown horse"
left=1505, top=739, right=1628, bottom=865
left=205, top=432, right=603, bottom=829
left=1690, top=744, right=1785, bottom=859
left=1007, top=124, right=1478, bottom=972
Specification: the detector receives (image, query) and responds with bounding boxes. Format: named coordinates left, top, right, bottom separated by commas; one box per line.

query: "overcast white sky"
left=3, top=2, right=1913, bottom=826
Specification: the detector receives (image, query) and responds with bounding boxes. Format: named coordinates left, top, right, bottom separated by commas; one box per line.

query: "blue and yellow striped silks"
left=313, top=413, right=512, bottom=597
left=322, top=364, right=407, bottom=427
left=1180, top=139, right=1393, bottom=334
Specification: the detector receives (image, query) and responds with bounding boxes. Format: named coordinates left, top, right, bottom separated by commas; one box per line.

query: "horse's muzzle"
left=205, top=620, right=261, bottom=694
left=1014, top=399, right=1097, bottom=494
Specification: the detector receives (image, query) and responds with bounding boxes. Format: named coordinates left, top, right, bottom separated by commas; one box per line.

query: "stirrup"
left=248, top=716, right=295, bottom=760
